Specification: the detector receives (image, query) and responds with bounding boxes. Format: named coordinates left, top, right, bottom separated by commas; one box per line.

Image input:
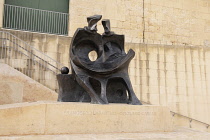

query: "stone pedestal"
left=57, top=74, right=90, bottom=102
left=0, top=102, right=174, bottom=136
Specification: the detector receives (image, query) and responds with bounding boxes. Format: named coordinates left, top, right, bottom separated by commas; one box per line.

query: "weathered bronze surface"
left=57, top=15, right=142, bottom=105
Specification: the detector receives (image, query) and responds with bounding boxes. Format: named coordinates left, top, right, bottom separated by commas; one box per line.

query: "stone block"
left=149, top=69, right=158, bottom=77
left=167, top=78, right=177, bottom=87
left=140, top=52, right=147, bottom=60
left=149, top=61, right=158, bottom=69
left=149, top=77, right=158, bottom=86
left=166, top=87, right=176, bottom=94
left=159, top=78, right=165, bottom=86
left=166, top=63, right=175, bottom=71
left=148, top=53, right=158, bottom=61
left=159, top=70, right=165, bottom=78
left=177, top=79, right=186, bottom=87
left=46, top=102, right=171, bottom=134
left=11, top=59, right=27, bottom=69
left=0, top=102, right=46, bottom=136
left=140, top=61, right=147, bottom=69
left=0, top=102, right=174, bottom=136
left=140, top=68, right=147, bottom=77
left=177, top=86, right=187, bottom=95
left=149, top=93, right=160, bottom=105
left=140, top=76, right=148, bottom=86
left=129, top=67, right=136, bottom=75
left=0, top=82, right=23, bottom=105
left=165, top=55, right=175, bottom=63
left=158, top=62, right=165, bottom=70
left=141, top=85, right=149, bottom=95
left=194, top=73, right=202, bottom=81
left=135, top=76, right=141, bottom=84
left=158, top=54, right=165, bottom=63
left=177, top=72, right=185, bottom=80
left=149, top=86, right=159, bottom=94
left=164, top=47, right=175, bottom=56
left=166, top=71, right=176, bottom=79
left=159, top=86, right=166, bottom=95
left=135, top=68, right=140, bottom=76
left=176, top=55, right=185, bottom=64
left=177, top=64, right=185, bottom=72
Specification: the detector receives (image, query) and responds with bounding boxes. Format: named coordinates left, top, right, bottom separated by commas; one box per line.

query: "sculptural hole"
left=106, top=78, right=128, bottom=103
left=116, top=89, right=124, bottom=97
left=88, top=50, right=98, bottom=61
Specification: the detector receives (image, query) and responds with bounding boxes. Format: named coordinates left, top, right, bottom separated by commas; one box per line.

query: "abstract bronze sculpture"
left=57, top=15, right=142, bottom=105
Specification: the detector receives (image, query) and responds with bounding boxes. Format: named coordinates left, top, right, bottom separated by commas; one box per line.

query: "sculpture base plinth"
left=0, top=102, right=174, bottom=136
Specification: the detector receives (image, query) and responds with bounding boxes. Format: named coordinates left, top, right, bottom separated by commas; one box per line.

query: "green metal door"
left=4, top=0, right=69, bottom=35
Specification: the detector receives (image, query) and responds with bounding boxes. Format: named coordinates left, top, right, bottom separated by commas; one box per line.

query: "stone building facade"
left=0, top=0, right=210, bottom=132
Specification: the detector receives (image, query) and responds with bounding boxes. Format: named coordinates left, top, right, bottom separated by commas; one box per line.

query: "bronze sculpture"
left=57, top=15, right=142, bottom=105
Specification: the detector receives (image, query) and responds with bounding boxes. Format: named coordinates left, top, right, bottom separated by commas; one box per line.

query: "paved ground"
left=0, top=127, right=210, bottom=140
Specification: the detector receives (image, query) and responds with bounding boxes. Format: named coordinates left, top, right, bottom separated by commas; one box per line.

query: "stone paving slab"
left=0, top=127, right=210, bottom=140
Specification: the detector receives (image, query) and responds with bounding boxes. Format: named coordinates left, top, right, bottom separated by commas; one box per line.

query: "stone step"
left=0, top=127, right=209, bottom=140
left=0, top=63, right=57, bottom=105
left=0, top=101, right=173, bottom=136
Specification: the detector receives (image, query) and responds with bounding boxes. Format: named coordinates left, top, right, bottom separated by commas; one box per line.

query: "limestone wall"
left=0, top=0, right=4, bottom=28
left=69, top=0, right=210, bottom=46
left=126, top=43, right=210, bottom=126
left=69, top=0, right=144, bottom=43
left=144, top=0, right=210, bottom=46
left=1, top=0, right=210, bottom=46
left=0, top=29, right=71, bottom=68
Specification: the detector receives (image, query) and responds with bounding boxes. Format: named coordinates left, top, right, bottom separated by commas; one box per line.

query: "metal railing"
left=171, top=111, right=210, bottom=129
left=3, top=4, right=69, bottom=35
left=0, top=31, right=65, bottom=91
left=141, top=101, right=210, bottom=131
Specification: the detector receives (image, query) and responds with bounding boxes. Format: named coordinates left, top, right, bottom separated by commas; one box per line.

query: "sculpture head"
left=102, top=19, right=114, bottom=36
left=85, top=15, right=102, bottom=33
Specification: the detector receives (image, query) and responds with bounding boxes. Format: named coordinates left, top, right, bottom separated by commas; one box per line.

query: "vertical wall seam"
left=190, top=46, right=195, bottom=121
left=140, top=45, right=143, bottom=101
left=146, top=44, right=150, bottom=103
left=142, top=0, right=145, bottom=43
left=164, top=46, right=167, bottom=106
left=203, top=47, right=208, bottom=97
left=175, top=46, right=179, bottom=113
left=203, top=46, right=209, bottom=124
left=157, top=46, right=160, bottom=105
left=184, top=46, right=190, bottom=118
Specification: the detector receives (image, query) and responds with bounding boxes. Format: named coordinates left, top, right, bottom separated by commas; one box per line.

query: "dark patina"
left=57, top=15, right=142, bottom=105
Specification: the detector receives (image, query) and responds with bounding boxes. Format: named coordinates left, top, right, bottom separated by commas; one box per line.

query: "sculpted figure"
left=57, top=15, right=142, bottom=105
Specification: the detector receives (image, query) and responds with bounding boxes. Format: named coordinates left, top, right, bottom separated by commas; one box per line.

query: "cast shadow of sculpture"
left=57, top=15, right=142, bottom=105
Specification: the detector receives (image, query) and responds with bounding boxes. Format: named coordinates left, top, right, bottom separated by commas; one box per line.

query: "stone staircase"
left=0, top=31, right=64, bottom=92
left=0, top=63, right=57, bottom=104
